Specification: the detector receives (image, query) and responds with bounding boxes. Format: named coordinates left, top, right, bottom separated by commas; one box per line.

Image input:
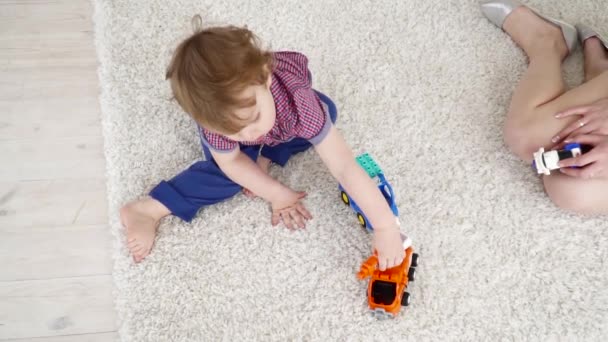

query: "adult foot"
left=583, top=37, right=608, bottom=82
left=120, top=197, right=170, bottom=263
left=502, top=6, right=569, bottom=60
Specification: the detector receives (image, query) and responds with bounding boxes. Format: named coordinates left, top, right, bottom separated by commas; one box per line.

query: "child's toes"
left=127, top=240, right=139, bottom=250
left=127, top=240, right=141, bottom=251
left=133, top=249, right=145, bottom=261
left=132, top=245, right=145, bottom=255
left=134, top=250, right=150, bottom=263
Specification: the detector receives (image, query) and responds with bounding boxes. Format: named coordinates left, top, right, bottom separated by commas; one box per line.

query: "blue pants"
left=150, top=91, right=338, bottom=222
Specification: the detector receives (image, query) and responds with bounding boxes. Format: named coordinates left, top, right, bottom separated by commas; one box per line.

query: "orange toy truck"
left=357, top=238, right=419, bottom=319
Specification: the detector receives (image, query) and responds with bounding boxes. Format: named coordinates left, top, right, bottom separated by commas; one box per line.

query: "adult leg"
left=501, top=9, right=608, bottom=162
left=499, top=6, right=573, bottom=161
left=541, top=73, right=608, bottom=214
left=497, top=8, right=608, bottom=214
left=583, top=37, right=608, bottom=82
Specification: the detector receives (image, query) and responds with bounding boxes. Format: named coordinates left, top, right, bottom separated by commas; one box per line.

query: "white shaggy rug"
left=93, top=0, right=608, bottom=340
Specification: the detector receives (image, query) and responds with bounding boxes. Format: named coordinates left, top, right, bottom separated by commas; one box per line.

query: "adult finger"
left=564, top=133, right=606, bottom=145
left=552, top=118, right=588, bottom=143
left=563, top=120, right=598, bottom=142
left=558, top=148, right=600, bottom=168
left=560, top=163, right=602, bottom=179
left=555, top=105, right=594, bottom=118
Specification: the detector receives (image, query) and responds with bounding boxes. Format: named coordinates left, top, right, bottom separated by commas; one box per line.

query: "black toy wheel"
left=401, top=292, right=410, bottom=306
left=411, top=253, right=419, bottom=267
left=341, top=191, right=350, bottom=205
left=357, top=213, right=367, bottom=228
left=408, top=267, right=416, bottom=282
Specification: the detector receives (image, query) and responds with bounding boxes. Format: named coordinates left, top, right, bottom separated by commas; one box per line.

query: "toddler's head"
left=166, top=17, right=276, bottom=141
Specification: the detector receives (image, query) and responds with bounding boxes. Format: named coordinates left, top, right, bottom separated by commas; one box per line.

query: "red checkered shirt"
left=200, top=51, right=331, bottom=153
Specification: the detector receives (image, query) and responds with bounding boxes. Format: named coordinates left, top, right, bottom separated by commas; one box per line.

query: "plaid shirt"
left=201, top=51, right=330, bottom=152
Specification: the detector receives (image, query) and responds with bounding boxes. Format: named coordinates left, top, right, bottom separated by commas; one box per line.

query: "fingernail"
left=564, top=139, right=571, bottom=143
left=551, top=136, right=559, bottom=143
left=555, top=113, right=562, bottom=118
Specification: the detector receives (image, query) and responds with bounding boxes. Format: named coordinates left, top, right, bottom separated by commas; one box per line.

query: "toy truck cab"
left=533, top=143, right=592, bottom=175
left=339, top=153, right=398, bottom=231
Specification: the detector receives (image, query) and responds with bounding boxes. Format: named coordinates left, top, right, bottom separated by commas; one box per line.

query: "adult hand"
left=552, top=98, right=608, bottom=143
left=558, top=134, right=608, bottom=179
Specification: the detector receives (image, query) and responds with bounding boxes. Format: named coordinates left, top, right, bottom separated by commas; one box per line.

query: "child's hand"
left=372, top=227, right=405, bottom=271
left=270, top=188, right=312, bottom=230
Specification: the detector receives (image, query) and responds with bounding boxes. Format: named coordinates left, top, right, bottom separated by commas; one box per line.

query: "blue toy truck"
left=339, top=153, right=398, bottom=231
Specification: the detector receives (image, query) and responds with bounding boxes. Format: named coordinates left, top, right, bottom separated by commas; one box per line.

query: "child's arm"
left=314, top=126, right=405, bottom=270
left=211, top=148, right=312, bottom=228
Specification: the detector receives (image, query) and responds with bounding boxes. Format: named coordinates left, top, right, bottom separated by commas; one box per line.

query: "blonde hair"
left=166, top=16, right=272, bottom=134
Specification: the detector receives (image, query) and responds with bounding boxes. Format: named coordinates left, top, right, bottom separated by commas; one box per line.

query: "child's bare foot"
left=119, top=197, right=170, bottom=263
left=583, top=37, right=608, bottom=82
left=243, top=156, right=272, bottom=198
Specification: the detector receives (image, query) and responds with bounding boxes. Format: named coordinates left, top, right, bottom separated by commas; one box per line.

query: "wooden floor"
left=0, top=0, right=117, bottom=341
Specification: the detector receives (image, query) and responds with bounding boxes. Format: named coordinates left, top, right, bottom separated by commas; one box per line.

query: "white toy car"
left=533, top=143, right=589, bottom=175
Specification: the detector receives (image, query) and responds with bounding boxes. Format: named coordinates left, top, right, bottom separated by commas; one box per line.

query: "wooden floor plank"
left=0, top=276, right=116, bottom=340
left=0, top=137, right=106, bottom=181
left=0, top=224, right=112, bottom=281
left=0, top=97, right=102, bottom=140
left=0, top=179, right=109, bottom=229
left=2, top=331, right=117, bottom=342
left=0, top=67, right=99, bottom=101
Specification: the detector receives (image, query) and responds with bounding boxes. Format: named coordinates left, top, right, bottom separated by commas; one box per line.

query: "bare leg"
left=498, top=8, right=608, bottom=214
left=500, top=7, right=571, bottom=161
left=543, top=172, right=608, bottom=215
left=500, top=9, right=608, bottom=161
left=583, top=37, right=608, bottom=82
left=503, top=8, right=569, bottom=106
left=120, top=197, right=170, bottom=263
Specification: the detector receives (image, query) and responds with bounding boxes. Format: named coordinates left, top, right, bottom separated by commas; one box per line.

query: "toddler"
left=121, top=18, right=407, bottom=270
